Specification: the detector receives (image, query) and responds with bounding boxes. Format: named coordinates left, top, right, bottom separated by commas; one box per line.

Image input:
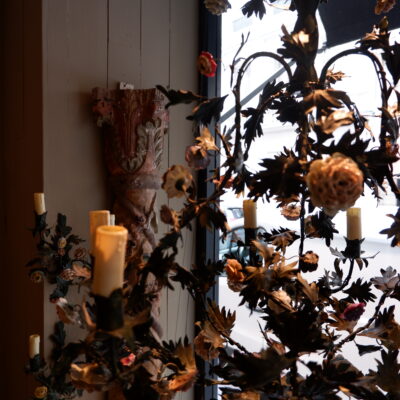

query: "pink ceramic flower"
left=197, top=51, right=217, bottom=77
left=341, top=303, right=365, bottom=321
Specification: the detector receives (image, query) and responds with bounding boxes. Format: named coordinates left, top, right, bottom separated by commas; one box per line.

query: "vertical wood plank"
left=43, top=1, right=108, bottom=399
left=140, top=0, right=172, bottom=339
left=168, top=2, right=198, bottom=399
left=140, top=0, right=170, bottom=88
left=108, top=0, right=141, bottom=88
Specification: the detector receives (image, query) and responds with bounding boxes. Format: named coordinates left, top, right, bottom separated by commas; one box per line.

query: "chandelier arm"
left=243, top=89, right=287, bottom=159
left=319, top=48, right=388, bottom=106
left=236, top=51, right=293, bottom=91
left=320, top=48, right=390, bottom=147
left=232, top=52, right=293, bottom=159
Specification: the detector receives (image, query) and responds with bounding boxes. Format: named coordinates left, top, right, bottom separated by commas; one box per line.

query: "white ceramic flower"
left=306, top=153, right=363, bottom=216
left=162, top=165, right=193, bottom=198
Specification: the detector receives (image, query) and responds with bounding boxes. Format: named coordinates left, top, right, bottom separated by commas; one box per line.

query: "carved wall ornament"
left=92, top=86, right=168, bottom=255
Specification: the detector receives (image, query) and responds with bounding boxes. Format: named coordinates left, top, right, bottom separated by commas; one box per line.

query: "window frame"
left=194, top=2, right=221, bottom=400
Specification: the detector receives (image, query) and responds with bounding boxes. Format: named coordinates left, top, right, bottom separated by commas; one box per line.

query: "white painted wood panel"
left=43, top=1, right=109, bottom=399
left=108, top=0, right=141, bottom=87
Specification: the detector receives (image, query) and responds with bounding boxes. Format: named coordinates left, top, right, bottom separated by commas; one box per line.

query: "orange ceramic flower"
left=197, top=51, right=217, bottom=77
left=225, top=259, right=245, bottom=292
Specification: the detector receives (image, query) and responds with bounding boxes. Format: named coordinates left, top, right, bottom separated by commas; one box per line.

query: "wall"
left=1, top=0, right=198, bottom=398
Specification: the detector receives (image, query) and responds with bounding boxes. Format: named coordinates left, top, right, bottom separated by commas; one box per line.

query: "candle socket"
left=33, top=211, right=47, bottom=234
left=28, top=354, right=42, bottom=373
left=245, top=228, right=259, bottom=265
left=94, top=288, right=124, bottom=331
left=343, top=238, right=363, bottom=259
left=245, top=228, right=257, bottom=246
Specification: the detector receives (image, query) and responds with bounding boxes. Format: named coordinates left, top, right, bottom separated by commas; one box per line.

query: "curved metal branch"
left=319, top=48, right=389, bottom=108
left=233, top=52, right=293, bottom=159
left=320, top=47, right=391, bottom=148
left=237, top=52, right=293, bottom=88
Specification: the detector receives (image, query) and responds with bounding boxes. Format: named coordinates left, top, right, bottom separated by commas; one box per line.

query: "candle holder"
left=27, top=211, right=92, bottom=299
left=343, top=237, right=364, bottom=259
left=26, top=354, right=42, bottom=373
left=32, top=211, right=48, bottom=237
left=94, top=288, right=124, bottom=331
left=244, top=227, right=257, bottom=246
left=245, top=228, right=259, bottom=266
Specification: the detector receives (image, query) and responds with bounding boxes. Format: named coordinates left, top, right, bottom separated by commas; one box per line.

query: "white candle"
left=89, top=210, right=110, bottom=254
left=33, top=193, right=46, bottom=215
left=347, top=207, right=362, bottom=240
left=92, top=225, right=128, bottom=297
left=243, top=199, right=257, bottom=229
left=110, top=214, right=116, bottom=226
left=29, top=334, right=40, bottom=359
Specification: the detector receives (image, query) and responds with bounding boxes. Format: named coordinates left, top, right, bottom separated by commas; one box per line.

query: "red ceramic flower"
left=197, top=51, right=217, bottom=77
left=120, top=353, right=135, bottom=367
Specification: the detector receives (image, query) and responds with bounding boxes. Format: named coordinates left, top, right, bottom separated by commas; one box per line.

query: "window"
left=217, top=3, right=400, bottom=374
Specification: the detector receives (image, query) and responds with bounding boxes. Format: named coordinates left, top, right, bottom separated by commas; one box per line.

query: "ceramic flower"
left=375, top=0, right=396, bottom=14
left=59, top=268, right=76, bottom=281
left=120, top=353, right=135, bottom=367
left=341, top=303, right=365, bottom=321
left=30, top=270, right=45, bottom=284
left=70, top=362, right=112, bottom=392
left=72, top=263, right=92, bottom=280
left=197, top=51, right=217, bottom=77
left=371, top=266, right=400, bottom=291
left=225, top=259, right=245, bottom=292
left=74, top=247, right=87, bottom=260
left=281, top=204, right=301, bottom=221
left=204, top=0, right=231, bottom=15
left=58, top=237, right=67, bottom=249
left=306, top=153, right=363, bottom=217
left=34, top=386, right=48, bottom=399
left=162, top=165, right=193, bottom=198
